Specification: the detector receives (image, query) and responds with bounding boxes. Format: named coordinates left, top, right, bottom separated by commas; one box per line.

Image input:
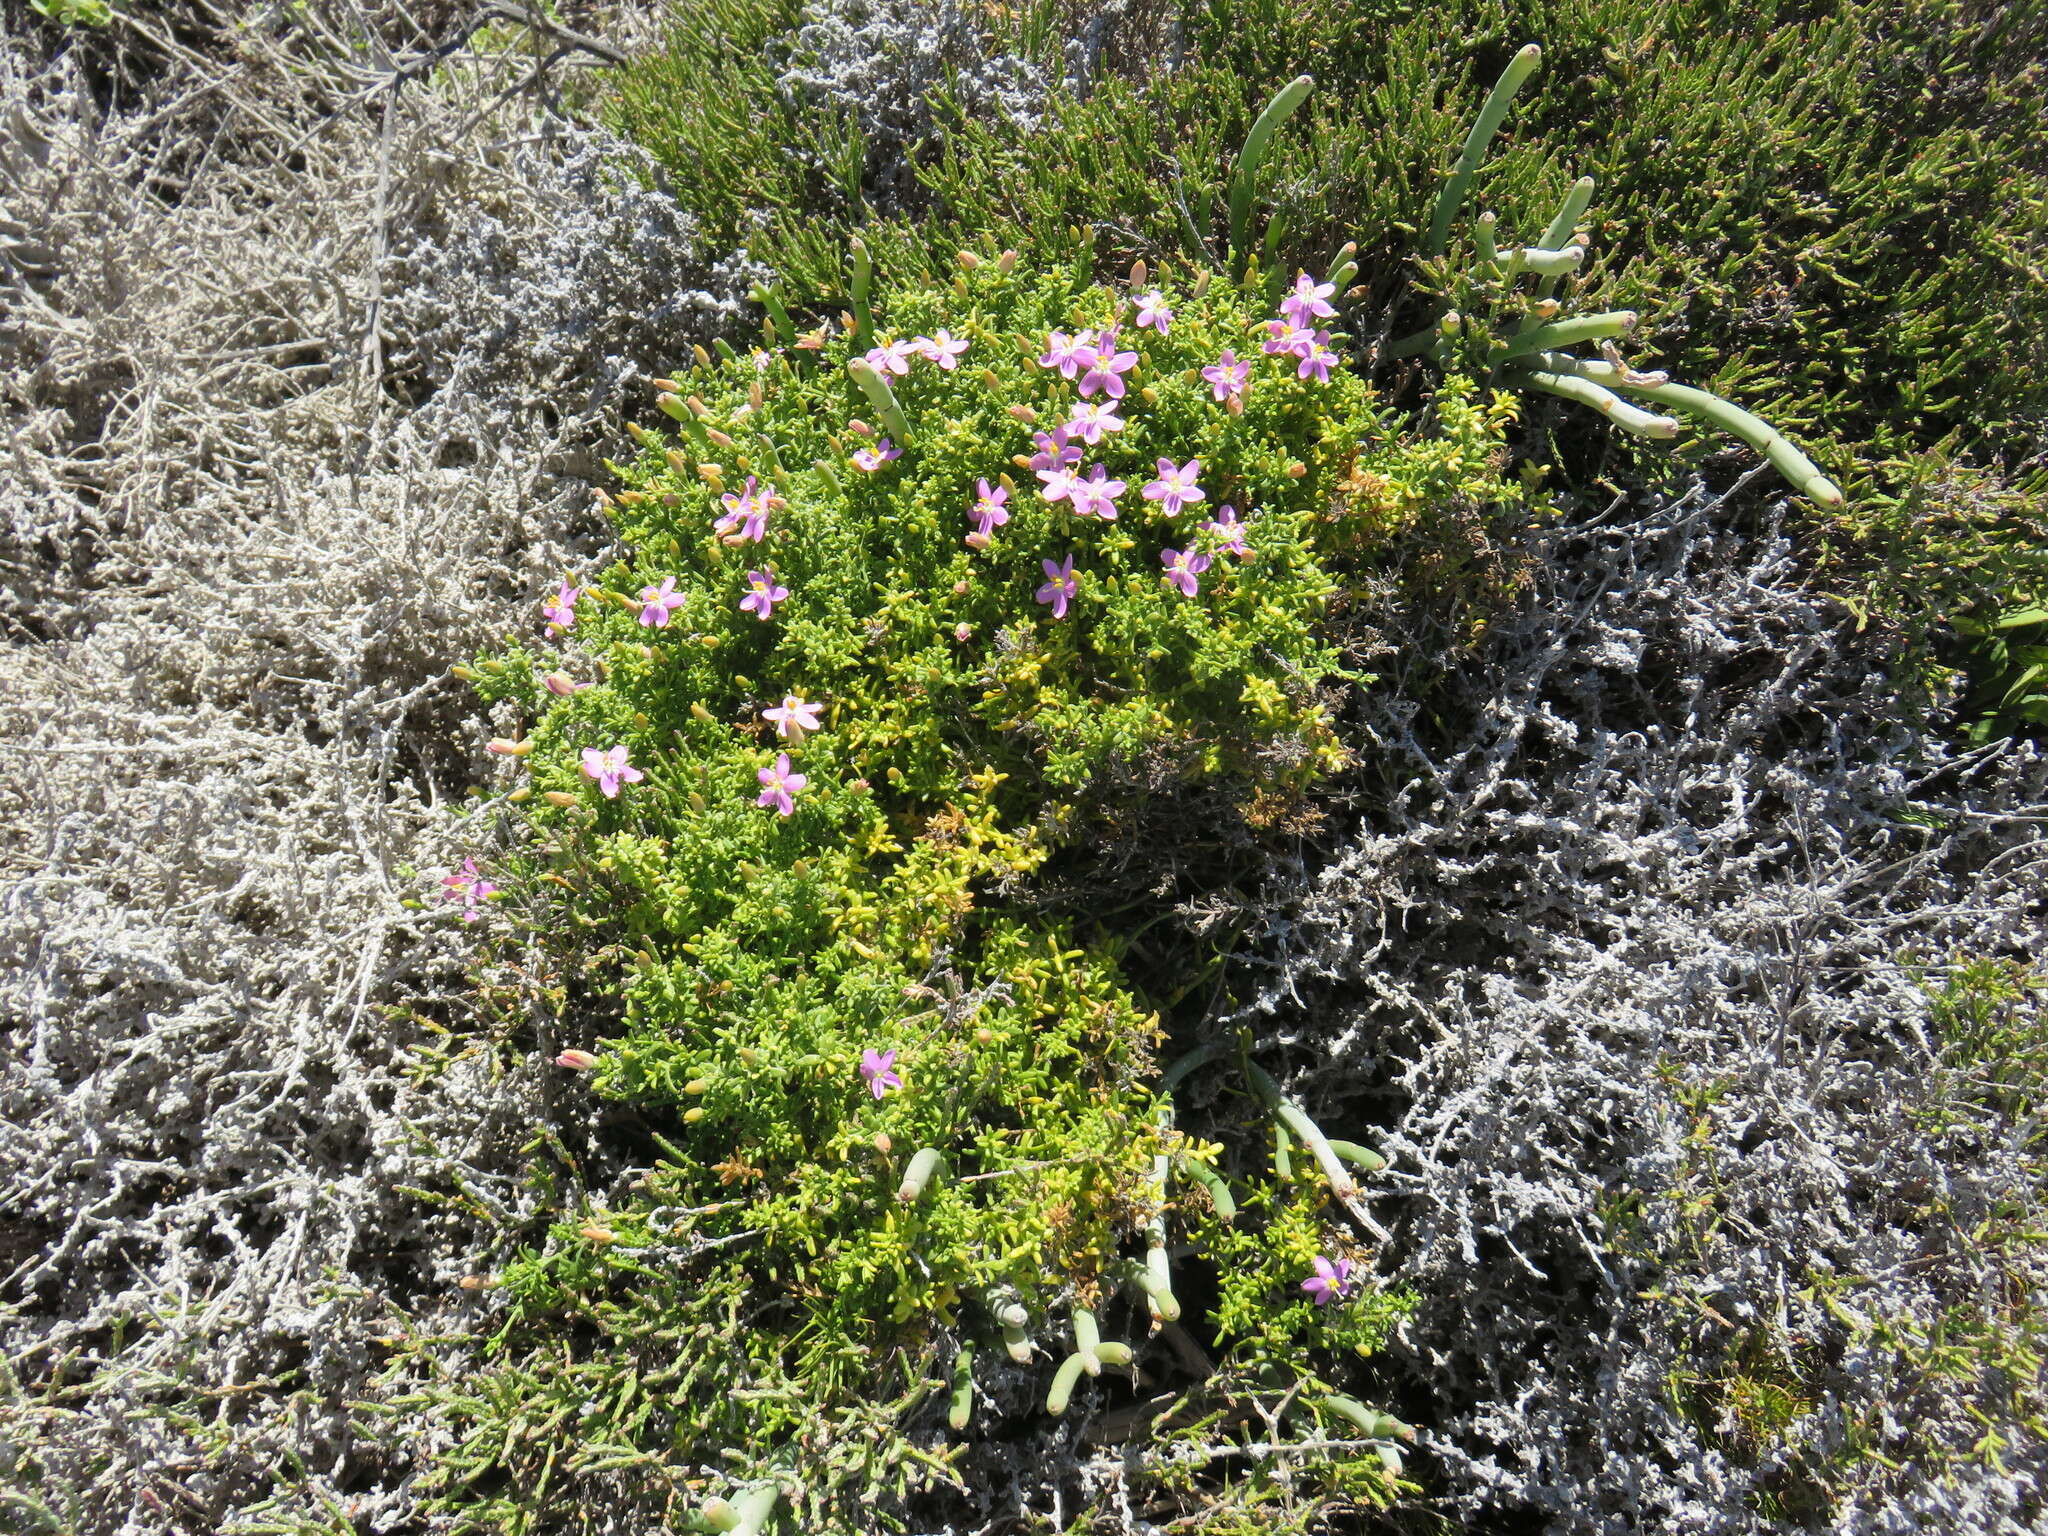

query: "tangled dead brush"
left=0, top=4, right=750, bottom=1528
left=1229, top=473, right=2048, bottom=1532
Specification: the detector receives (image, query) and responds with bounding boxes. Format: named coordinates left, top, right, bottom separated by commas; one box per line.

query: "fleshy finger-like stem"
left=1246, top=1062, right=1356, bottom=1197
left=897, top=1147, right=943, bottom=1203
left=849, top=237, right=874, bottom=349
left=1229, top=75, right=1315, bottom=276
left=947, top=1345, right=975, bottom=1431
left=1512, top=365, right=1681, bottom=437
left=1493, top=311, right=1637, bottom=363
left=1045, top=1350, right=1089, bottom=1414
left=847, top=358, right=914, bottom=448
left=1427, top=43, right=1542, bottom=258
left=1537, top=354, right=1846, bottom=505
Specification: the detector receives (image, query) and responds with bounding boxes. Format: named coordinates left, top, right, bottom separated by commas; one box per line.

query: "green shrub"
left=396, top=252, right=1516, bottom=1532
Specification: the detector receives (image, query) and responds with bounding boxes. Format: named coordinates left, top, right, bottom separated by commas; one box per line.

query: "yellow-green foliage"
left=413, top=255, right=1514, bottom=1531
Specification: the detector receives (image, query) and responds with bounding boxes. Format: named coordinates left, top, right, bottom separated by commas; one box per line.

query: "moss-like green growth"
left=396, top=254, right=1511, bottom=1532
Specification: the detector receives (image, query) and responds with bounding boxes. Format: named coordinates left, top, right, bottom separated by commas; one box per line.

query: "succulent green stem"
left=1000, top=1320, right=1032, bottom=1363
left=1319, top=1395, right=1414, bottom=1441
left=947, top=1345, right=975, bottom=1431
left=1531, top=175, right=1596, bottom=301
left=1245, top=1062, right=1356, bottom=1197
left=1474, top=210, right=1498, bottom=268
left=1428, top=43, right=1542, bottom=258
left=847, top=358, right=914, bottom=447
left=712, top=337, right=739, bottom=364
left=1511, top=365, right=1681, bottom=438
left=1512, top=245, right=1583, bottom=277
left=1273, top=1118, right=1294, bottom=1180
left=1535, top=354, right=1845, bottom=504
left=849, top=237, right=874, bottom=349
left=1072, top=1307, right=1101, bottom=1375
left=1179, top=1155, right=1237, bottom=1220
left=1092, top=1341, right=1134, bottom=1367
left=1046, top=1351, right=1088, bottom=1414
left=1229, top=75, right=1315, bottom=276
left=658, top=393, right=713, bottom=453
left=1385, top=324, right=1445, bottom=362
left=897, top=1147, right=943, bottom=1203
left=702, top=1484, right=779, bottom=1536
left=1325, top=1138, right=1388, bottom=1173
left=1493, top=311, right=1637, bottom=363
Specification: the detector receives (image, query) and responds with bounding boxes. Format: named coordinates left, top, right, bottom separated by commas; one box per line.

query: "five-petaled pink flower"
left=1280, top=271, right=1338, bottom=327
left=1037, top=329, right=1090, bottom=379
left=1260, top=320, right=1314, bottom=358
left=860, top=1048, right=902, bottom=1099
left=1069, top=464, right=1126, bottom=522
left=756, top=752, right=807, bottom=816
left=1077, top=332, right=1138, bottom=399
left=1201, top=350, right=1250, bottom=404
left=851, top=438, right=902, bottom=472
left=580, top=745, right=643, bottom=799
left=1201, top=504, right=1251, bottom=558
left=1064, top=400, right=1125, bottom=445
left=1300, top=1255, right=1355, bottom=1306
left=1134, top=289, right=1173, bottom=334
left=1296, top=331, right=1338, bottom=384
left=716, top=475, right=770, bottom=542
left=863, top=338, right=916, bottom=376
left=1160, top=546, right=1212, bottom=597
left=1028, top=428, right=1083, bottom=474
left=739, top=567, right=789, bottom=621
left=638, top=576, right=685, bottom=627
left=542, top=580, right=580, bottom=631
left=1036, top=460, right=1082, bottom=506
left=1035, top=555, right=1077, bottom=619
left=1142, top=457, right=1206, bottom=518
left=915, top=330, right=970, bottom=369
left=967, top=478, right=1010, bottom=547
left=764, top=693, right=822, bottom=742
left=440, top=859, right=497, bottom=922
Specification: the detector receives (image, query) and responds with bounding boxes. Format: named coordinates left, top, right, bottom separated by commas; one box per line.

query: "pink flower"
left=914, top=330, right=970, bottom=369
left=1077, top=332, right=1137, bottom=400
left=1134, top=289, right=1173, bottom=334
left=1028, top=427, right=1083, bottom=474
left=1279, top=271, right=1337, bottom=327
left=1064, top=400, right=1125, bottom=445
left=1035, top=555, right=1077, bottom=619
left=716, top=475, right=769, bottom=542
left=1141, top=457, right=1205, bottom=518
left=739, top=568, right=788, bottom=621
left=1300, top=1255, right=1355, bottom=1306
left=1160, top=546, right=1211, bottom=597
left=755, top=752, right=807, bottom=816
left=439, top=858, right=497, bottom=922
left=763, top=693, right=822, bottom=742
left=1260, top=320, right=1314, bottom=358
left=1201, top=350, right=1250, bottom=404
left=580, top=745, right=643, bottom=799
left=1068, top=464, right=1126, bottom=522
left=967, top=478, right=1010, bottom=545
left=860, top=1048, right=902, bottom=1099
left=851, top=438, right=902, bottom=472
left=1200, top=504, right=1250, bottom=559
left=1296, top=331, right=1338, bottom=384
left=1036, top=462, right=1082, bottom=505
left=863, top=338, right=916, bottom=376
left=542, top=580, right=580, bottom=631
left=1037, top=329, right=1089, bottom=379
left=638, top=576, right=685, bottom=627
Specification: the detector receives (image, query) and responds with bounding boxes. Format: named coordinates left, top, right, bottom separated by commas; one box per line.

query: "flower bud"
left=543, top=791, right=578, bottom=807
left=487, top=737, right=533, bottom=756
left=542, top=672, right=583, bottom=696
left=1006, top=403, right=1037, bottom=424
left=964, top=531, right=991, bottom=551
left=954, top=622, right=973, bottom=642
left=847, top=418, right=873, bottom=437
left=996, top=249, right=1018, bottom=274
left=873, top=1132, right=892, bottom=1154
left=1129, top=257, right=1147, bottom=288
left=952, top=580, right=970, bottom=595
left=955, top=249, right=981, bottom=270
left=579, top=1224, right=615, bottom=1245
left=683, top=1106, right=705, bottom=1123
left=554, top=1049, right=600, bottom=1070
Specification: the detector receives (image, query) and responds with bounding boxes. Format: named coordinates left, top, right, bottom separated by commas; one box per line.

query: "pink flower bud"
left=554, top=1049, right=600, bottom=1070
left=954, top=622, right=973, bottom=641
left=542, top=672, right=584, bottom=696
left=487, top=737, right=533, bottom=756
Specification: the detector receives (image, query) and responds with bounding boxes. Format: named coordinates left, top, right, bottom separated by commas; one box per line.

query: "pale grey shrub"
left=0, top=5, right=746, bottom=1530
left=1223, top=474, right=2048, bottom=1532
